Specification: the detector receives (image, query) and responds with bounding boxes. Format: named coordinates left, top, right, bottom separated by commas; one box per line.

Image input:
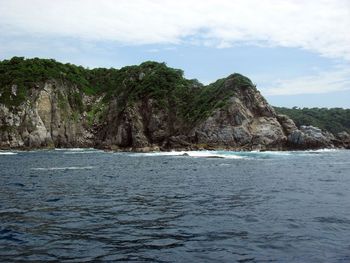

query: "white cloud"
left=262, top=66, right=350, bottom=95
left=0, top=0, right=349, bottom=60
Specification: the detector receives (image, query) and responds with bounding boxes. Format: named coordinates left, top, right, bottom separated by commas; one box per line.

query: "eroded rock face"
left=97, top=98, right=171, bottom=150
left=336, top=131, right=350, bottom=149
left=0, top=76, right=347, bottom=151
left=287, top=125, right=335, bottom=149
left=277, top=114, right=298, bottom=134
left=0, top=81, right=94, bottom=149
left=191, top=80, right=287, bottom=150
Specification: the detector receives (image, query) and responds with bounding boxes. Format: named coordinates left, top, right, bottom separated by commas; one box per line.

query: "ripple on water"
left=0, top=227, right=25, bottom=244
left=314, top=216, right=350, bottom=225
left=30, top=166, right=95, bottom=171
left=45, top=198, right=61, bottom=202
left=0, top=149, right=350, bottom=262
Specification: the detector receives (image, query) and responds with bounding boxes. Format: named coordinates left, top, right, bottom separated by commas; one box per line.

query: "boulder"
left=288, top=125, right=334, bottom=149
left=336, top=131, right=350, bottom=149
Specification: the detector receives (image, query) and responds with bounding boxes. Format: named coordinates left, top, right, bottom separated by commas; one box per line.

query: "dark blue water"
left=1, top=149, right=350, bottom=262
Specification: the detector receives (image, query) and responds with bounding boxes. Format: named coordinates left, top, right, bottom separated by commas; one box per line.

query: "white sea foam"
left=304, top=148, right=339, bottom=153
left=130, top=149, right=322, bottom=159
left=132, top=151, right=244, bottom=159
left=189, top=151, right=244, bottom=159
left=31, top=166, right=95, bottom=171
left=55, top=148, right=95, bottom=151
left=63, top=150, right=104, bottom=154
left=53, top=148, right=104, bottom=154
left=253, top=151, right=292, bottom=156
left=0, top=151, right=17, bottom=155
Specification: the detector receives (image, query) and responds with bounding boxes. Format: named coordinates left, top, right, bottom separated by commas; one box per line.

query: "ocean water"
left=0, top=149, right=350, bottom=262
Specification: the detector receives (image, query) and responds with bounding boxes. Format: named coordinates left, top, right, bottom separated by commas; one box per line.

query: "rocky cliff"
left=0, top=81, right=95, bottom=148
left=0, top=57, right=347, bottom=151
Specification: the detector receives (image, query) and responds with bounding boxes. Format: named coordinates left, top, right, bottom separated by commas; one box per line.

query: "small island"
left=1, top=57, right=349, bottom=151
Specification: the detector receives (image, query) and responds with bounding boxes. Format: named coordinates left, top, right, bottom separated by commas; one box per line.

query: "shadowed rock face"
left=287, top=125, right=335, bottom=149
left=336, top=131, right=350, bottom=148
left=0, top=63, right=347, bottom=151
left=190, top=81, right=286, bottom=151
left=92, top=74, right=293, bottom=151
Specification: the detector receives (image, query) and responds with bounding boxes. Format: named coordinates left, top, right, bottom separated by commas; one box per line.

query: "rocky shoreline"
left=1, top=59, right=349, bottom=151
left=1, top=81, right=348, bottom=152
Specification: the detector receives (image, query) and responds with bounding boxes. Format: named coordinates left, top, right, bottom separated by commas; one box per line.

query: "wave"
left=53, top=148, right=105, bottom=154
left=251, top=151, right=292, bottom=155
left=129, top=149, right=337, bottom=159
left=63, top=150, right=104, bottom=154
left=132, top=151, right=245, bottom=159
left=0, top=151, right=17, bottom=155
left=303, top=148, right=339, bottom=153
left=191, top=151, right=244, bottom=159
left=31, top=166, right=95, bottom=171
left=55, top=148, right=95, bottom=151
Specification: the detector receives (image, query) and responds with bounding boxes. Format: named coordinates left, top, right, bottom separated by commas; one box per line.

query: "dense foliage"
left=0, top=57, right=91, bottom=106
left=275, top=107, right=350, bottom=134
left=4, top=57, right=348, bottom=135
left=0, top=57, right=254, bottom=123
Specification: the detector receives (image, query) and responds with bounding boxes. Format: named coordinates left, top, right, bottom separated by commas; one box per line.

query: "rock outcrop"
left=336, top=131, right=350, bottom=149
left=0, top=81, right=94, bottom=149
left=190, top=83, right=287, bottom=151
left=287, top=125, right=335, bottom=149
left=0, top=58, right=348, bottom=151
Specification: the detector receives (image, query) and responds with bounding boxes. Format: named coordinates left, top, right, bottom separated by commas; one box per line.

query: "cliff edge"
left=0, top=57, right=345, bottom=151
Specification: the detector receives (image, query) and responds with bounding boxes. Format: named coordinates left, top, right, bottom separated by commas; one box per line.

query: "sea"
left=0, top=149, right=350, bottom=262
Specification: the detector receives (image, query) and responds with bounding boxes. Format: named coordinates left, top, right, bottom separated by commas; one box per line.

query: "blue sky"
left=0, top=0, right=349, bottom=108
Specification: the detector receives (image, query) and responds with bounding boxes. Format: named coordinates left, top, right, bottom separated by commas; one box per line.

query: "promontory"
left=1, top=57, right=349, bottom=151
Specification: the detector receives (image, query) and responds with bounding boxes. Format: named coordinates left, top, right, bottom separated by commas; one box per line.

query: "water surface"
left=1, top=149, right=350, bottom=262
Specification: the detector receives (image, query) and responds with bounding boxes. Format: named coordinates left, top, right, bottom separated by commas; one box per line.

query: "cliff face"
left=0, top=81, right=94, bottom=149
left=0, top=57, right=345, bottom=151
left=93, top=76, right=289, bottom=151
left=190, top=78, right=287, bottom=151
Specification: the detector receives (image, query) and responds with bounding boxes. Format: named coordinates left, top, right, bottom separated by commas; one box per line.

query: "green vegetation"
left=0, top=57, right=255, bottom=124
left=275, top=107, right=350, bottom=134
left=57, top=90, right=68, bottom=110
left=0, top=124, right=15, bottom=133
left=184, top=74, right=254, bottom=122
left=6, top=57, right=348, bottom=136
left=86, top=100, right=106, bottom=126
left=0, top=57, right=91, bottom=106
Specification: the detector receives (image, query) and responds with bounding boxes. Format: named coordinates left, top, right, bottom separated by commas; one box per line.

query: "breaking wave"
left=304, top=148, right=340, bottom=153
left=55, top=148, right=94, bottom=151
left=132, top=151, right=245, bottom=159
left=63, top=150, right=104, bottom=154
left=0, top=151, right=17, bottom=155
left=54, top=148, right=105, bottom=154
left=129, top=148, right=339, bottom=159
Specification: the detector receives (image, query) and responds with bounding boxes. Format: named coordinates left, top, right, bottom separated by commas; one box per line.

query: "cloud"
left=262, top=66, right=350, bottom=95
left=0, top=0, right=349, bottom=60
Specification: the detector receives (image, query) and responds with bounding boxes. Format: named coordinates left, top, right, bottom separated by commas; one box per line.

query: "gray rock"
left=139, top=72, right=145, bottom=80
left=0, top=75, right=345, bottom=151
left=277, top=114, right=298, bottom=134
left=191, top=77, right=288, bottom=150
left=288, top=125, right=334, bottom=149
left=11, top=85, right=17, bottom=96
left=336, top=131, right=350, bottom=149
left=0, top=80, right=95, bottom=149
left=337, top=131, right=350, bottom=141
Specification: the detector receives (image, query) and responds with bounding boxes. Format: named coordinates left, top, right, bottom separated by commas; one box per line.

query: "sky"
left=0, top=0, right=350, bottom=108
